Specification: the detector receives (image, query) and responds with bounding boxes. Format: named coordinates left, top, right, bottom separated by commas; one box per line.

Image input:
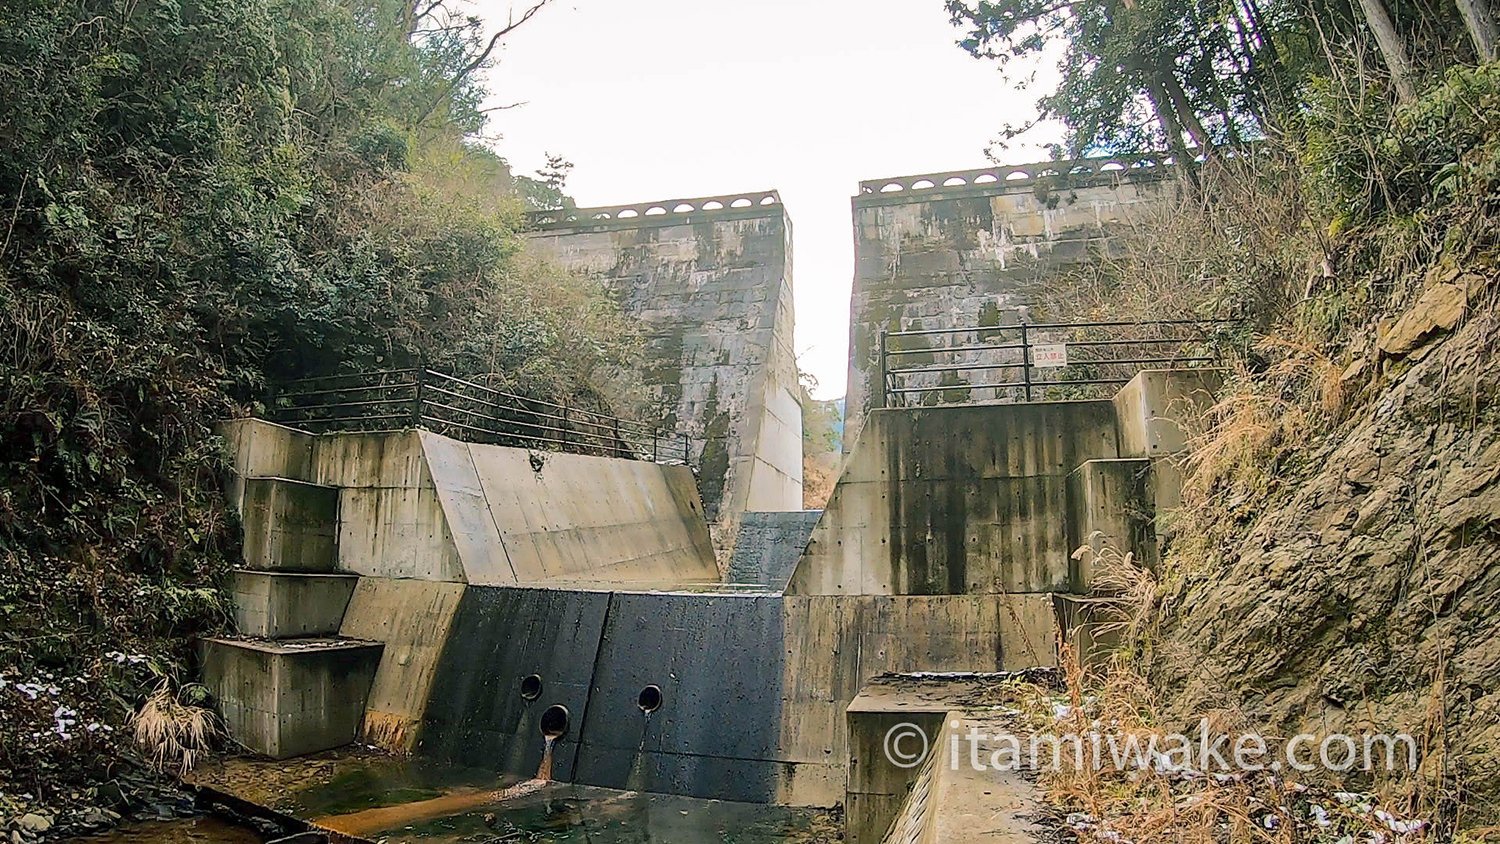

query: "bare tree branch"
left=413, top=0, right=554, bottom=127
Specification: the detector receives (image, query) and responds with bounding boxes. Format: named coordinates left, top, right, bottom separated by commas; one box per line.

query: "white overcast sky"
left=475, top=0, right=1060, bottom=399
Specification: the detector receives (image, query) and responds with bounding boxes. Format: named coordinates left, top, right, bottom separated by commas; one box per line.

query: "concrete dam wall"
left=524, top=192, right=803, bottom=554
left=843, top=158, right=1177, bottom=452
left=203, top=367, right=1217, bottom=830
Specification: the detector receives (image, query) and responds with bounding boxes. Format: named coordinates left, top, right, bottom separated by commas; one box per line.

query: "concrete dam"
left=200, top=158, right=1216, bottom=843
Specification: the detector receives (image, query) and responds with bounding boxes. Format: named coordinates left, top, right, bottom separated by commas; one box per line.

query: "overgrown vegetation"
left=0, top=0, right=639, bottom=819
left=950, top=0, right=1500, bottom=833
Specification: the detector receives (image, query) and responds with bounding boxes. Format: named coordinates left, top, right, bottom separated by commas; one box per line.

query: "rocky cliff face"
left=1152, top=275, right=1499, bottom=820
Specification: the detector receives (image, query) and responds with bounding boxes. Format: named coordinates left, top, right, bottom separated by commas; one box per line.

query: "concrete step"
left=236, top=477, right=339, bottom=572
left=201, top=636, right=382, bottom=759
left=231, top=571, right=359, bottom=638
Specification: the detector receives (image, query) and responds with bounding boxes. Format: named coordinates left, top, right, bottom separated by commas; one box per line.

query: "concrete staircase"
left=201, top=476, right=381, bottom=759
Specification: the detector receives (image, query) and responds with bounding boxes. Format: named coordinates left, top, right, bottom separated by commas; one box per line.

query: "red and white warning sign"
left=1032, top=343, right=1068, bottom=368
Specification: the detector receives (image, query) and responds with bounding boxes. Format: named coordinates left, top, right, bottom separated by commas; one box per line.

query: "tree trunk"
left=1162, top=74, right=1215, bottom=155
left=1356, top=0, right=1417, bottom=102
left=1456, top=0, right=1500, bottom=61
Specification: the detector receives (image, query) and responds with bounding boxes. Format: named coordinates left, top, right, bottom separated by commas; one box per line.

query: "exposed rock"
left=16, top=815, right=50, bottom=834
left=1378, top=282, right=1467, bottom=357
left=1155, top=309, right=1500, bottom=819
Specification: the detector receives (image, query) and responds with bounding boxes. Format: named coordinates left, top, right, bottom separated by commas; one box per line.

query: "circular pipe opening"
left=519, top=674, right=543, bottom=701
left=637, top=684, right=663, bottom=714
left=540, top=704, right=569, bottom=739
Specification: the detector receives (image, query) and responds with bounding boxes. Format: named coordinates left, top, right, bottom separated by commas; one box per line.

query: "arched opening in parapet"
left=911, top=179, right=935, bottom=190
left=702, top=200, right=724, bottom=210
left=943, top=176, right=967, bottom=187
left=1101, top=162, right=1126, bottom=171
left=730, top=198, right=753, bottom=208
left=617, top=209, right=639, bottom=218
left=637, top=685, right=663, bottom=714
left=540, top=705, right=569, bottom=739
left=592, top=212, right=611, bottom=220
left=973, top=173, right=998, bottom=184
left=1039, top=169, right=1061, bottom=178
left=1005, top=169, right=1031, bottom=181
left=879, top=182, right=904, bottom=192
left=673, top=203, right=695, bottom=213
left=645, top=206, right=667, bottom=216
left=520, top=674, right=543, bottom=701
left=1069, top=165, right=1091, bottom=175
left=760, top=195, right=777, bottom=205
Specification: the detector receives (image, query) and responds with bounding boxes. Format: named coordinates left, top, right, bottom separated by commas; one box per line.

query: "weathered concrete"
left=1065, top=458, right=1157, bottom=588
left=904, top=713, right=1045, bottom=844
left=726, top=510, right=823, bottom=588
left=201, top=637, right=382, bottom=759
left=230, top=571, right=358, bottom=639
left=217, top=420, right=719, bottom=588
left=526, top=193, right=803, bottom=553
left=420, top=587, right=611, bottom=783
left=414, top=587, right=1056, bottom=807
left=789, top=402, right=1120, bottom=596
left=236, top=478, right=338, bottom=572
left=440, top=433, right=717, bottom=586
left=336, top=577, right=467, bottom=752
left=1113, top=368, right=1223, bottom=458
left=844, top=159, right=1177, bottom=451
left=847, top=677, right=1047, bottom=844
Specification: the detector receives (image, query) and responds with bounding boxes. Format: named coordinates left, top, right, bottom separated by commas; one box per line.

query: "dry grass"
left=1026, top=647, right=1433, bottom=844
left=131, top=681, right=219, bottom=775
left=1072, top=535, right=1160, bottom=647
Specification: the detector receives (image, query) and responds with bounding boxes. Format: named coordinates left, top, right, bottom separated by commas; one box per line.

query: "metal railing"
left=877, top=318, right=1242, bottom=407
left=267, top=368, right=692, bottom=463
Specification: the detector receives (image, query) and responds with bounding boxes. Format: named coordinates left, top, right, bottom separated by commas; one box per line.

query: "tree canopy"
left=0, top=0, right=635, bottom=800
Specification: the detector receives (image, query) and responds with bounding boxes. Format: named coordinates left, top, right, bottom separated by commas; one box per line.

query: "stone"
left=17, top=814, right=51, bottom=834
left=1378, top=283, right=1466, bottom=357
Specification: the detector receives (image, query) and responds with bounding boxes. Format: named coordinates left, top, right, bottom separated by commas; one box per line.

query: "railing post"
left=652, top=430, right=659, bottom=462
left=1020, top=324, right=1032, bottom=402
left=682, top=432, right=690, bottom=465
left=561, top=399, right=570, bottom=450
left=411, top=369, right=426, bottom=429
left=874, top=329, right=888, bottom=409
left=613, top=416, right=622, bottom=457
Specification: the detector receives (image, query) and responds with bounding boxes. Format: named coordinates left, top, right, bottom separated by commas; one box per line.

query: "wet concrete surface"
left=329, top=782, right=841, bottom=844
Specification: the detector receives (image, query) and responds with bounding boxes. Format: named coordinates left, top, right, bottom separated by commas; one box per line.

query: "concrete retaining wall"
left=219, top=420, right=718, bottom=588
left=416, top=587, right=1056, bottom=807
left=789, top=402, right=1119, bottom=596
left=230, top=571, right=357, bottom=639
left=201, top=637, right=382, bottom=759
left=525, top=195, right=803, bottom=550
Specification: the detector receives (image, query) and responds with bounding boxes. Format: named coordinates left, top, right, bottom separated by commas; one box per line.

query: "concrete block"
left=338, top=578, right=466, bottom=751
left=1113, top=369, right=1223, bottom=458
left=1066, top=458, right=1157, bottom=590
left=238, top=478, right=337, bottom=572
left=201, top=637, right=382, bottom=759
left=230, top=571, right=358, bottom=638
